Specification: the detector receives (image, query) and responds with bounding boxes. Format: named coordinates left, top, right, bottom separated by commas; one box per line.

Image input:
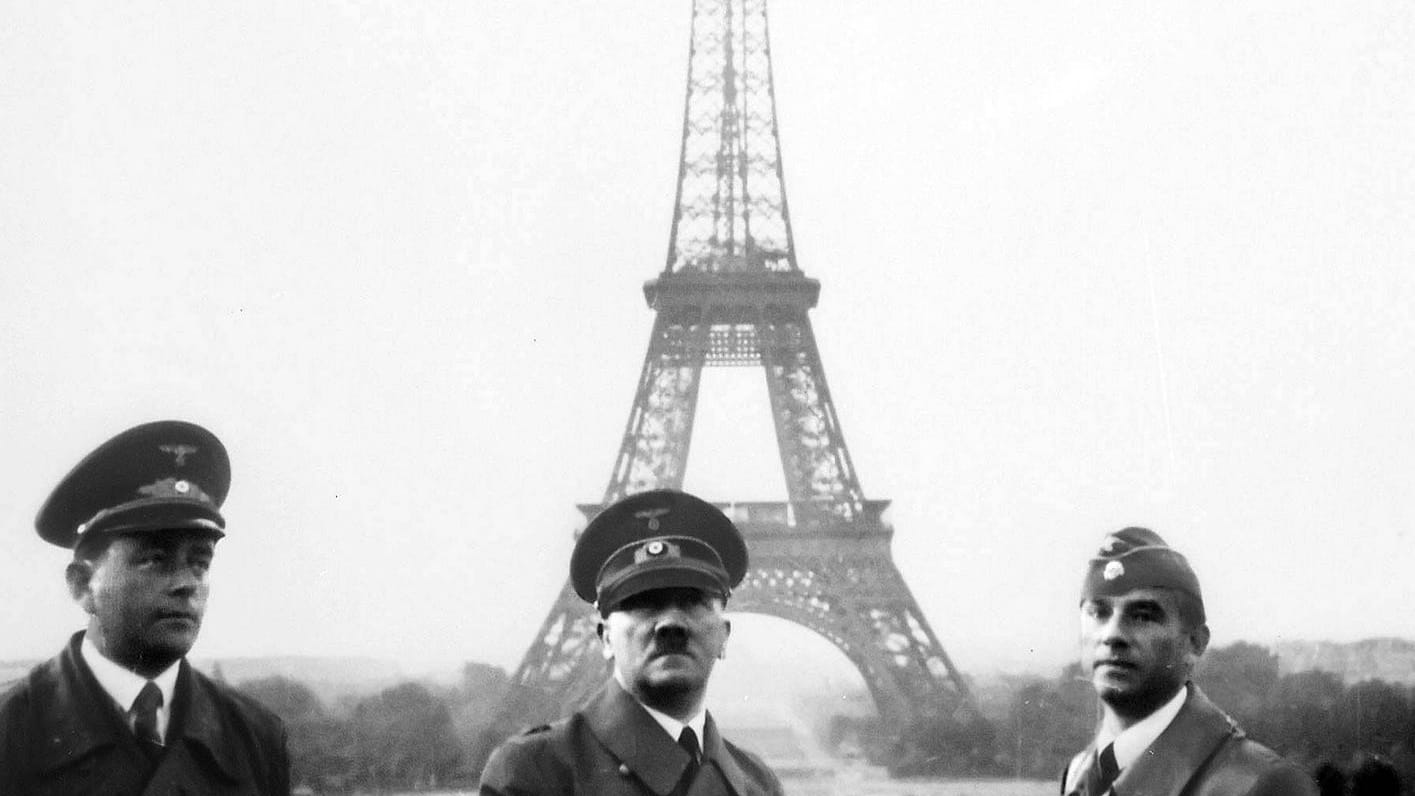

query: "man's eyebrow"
left=1125, top=598, right=1166, bottom=613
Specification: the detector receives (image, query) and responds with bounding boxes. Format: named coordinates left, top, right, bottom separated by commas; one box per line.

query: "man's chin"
left=142, top=630, right=199, bottom=662
left=639, top=664, right=706, bottom=695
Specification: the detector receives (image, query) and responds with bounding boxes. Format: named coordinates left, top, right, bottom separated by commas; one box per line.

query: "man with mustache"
left=1063, top=527, right=1315, bottom=796
left=0, top=420, right=289, bottom=795
left=480, top=488, right=783, bottom=795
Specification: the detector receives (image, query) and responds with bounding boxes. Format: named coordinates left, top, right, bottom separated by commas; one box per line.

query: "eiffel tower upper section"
left=663, top=0, right=800, bottom=280
left=610, top=0, right=864, bottom=523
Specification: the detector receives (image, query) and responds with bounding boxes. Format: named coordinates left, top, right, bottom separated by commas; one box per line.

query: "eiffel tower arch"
left=480, top=0, right=973, bottom=764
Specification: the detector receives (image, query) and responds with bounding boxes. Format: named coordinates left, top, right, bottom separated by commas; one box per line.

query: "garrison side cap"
left=35, top=420, right=230, bottom=549
left=1081, top=526, right=1205, bottom=622
left=570, top=488, right=748, bottom=614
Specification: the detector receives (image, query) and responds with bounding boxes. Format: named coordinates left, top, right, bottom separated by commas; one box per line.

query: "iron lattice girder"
left=670, top=0, right=796, bottom=274
left=607, top=272, right=864, bottom=520
left=729, top=501, right=974, bottom=723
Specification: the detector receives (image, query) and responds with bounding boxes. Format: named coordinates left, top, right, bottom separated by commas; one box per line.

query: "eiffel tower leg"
left=605, top=308, right=706, bottom=502
left=736, top=533, right=973, bottom=729
left=760, top=308, right=865, bottom=521
left=475, top=310, right=711, bottom=766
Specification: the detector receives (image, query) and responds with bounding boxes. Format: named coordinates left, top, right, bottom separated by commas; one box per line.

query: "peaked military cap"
left=571, top=489, right=748, bottom=616
left=1081, top=526, right=1204, bottom=621
left=36, top=420, right=230, bottom=549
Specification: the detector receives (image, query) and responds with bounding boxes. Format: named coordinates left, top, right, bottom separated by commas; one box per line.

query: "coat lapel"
left=1062, top=746, right=1098, bottom=796
left=696, top=713, right=751, bottom=796
left=585, top=681, right=694, bottom=795
left=1111, top=684, right=1238, bottom=796
left=31, top=633, right=130, bottom=775
left=159, top=663, right=244, bottom=784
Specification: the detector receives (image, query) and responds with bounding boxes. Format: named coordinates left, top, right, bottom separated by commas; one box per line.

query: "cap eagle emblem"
left=159, top=443, right=199, bottom=466
left=634, top=507, right=671, bottom=532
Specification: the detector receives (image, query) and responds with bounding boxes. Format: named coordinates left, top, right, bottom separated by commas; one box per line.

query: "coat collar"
left=585, top=680, right=754, bottom=796
left=1110, top=683, right=1243, bottom=796
left=31, top=632, right=128, bottom=774
left=700, top=712, right=755, bottom=796
left=30, top=631, right=243, bottom=783
left=170, top=658, right=245, bottom=782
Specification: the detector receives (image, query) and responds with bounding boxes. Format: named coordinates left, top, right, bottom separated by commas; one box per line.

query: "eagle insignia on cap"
left=159, top=443, right=199, bottom=466
left=1100, top=535, right=1121, bottom=553
left=634, top=507, right=670, bottom=532
left=1103, top=561, right=1125, bottom=580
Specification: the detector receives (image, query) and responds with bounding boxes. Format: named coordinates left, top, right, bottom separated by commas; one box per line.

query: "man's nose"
left=167, top=564, right=205, bottom=595
left=653, top=617, right=690, bottom=643
left=1096, top=613, right=1127, bottom=644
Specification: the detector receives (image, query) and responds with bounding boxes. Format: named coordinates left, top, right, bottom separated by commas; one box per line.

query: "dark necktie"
left=677, top=726, right=701, bottom=783
left=1082, top=743, right=1120, bottom=796
left=132, top=681, right=164, bottom=761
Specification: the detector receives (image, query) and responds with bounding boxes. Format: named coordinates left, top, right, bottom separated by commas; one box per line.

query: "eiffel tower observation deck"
left=476, top=0, right=976, bottom=773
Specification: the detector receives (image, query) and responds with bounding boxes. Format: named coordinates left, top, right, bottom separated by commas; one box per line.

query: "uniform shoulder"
left=487, top=718, right=567, bottom=757
left=0, top=656, right=59, bottom=717
left=188, top=667, right=287, bottom=735
left=720, top=735, right=785, bottom=791
left=0, top=673, right=32, bottom=717
left=1240, top=739, right=1317, bottom=795
left=1213, top=736, right=1316, bottom=796
left=479, top=718, right=575, bottom=793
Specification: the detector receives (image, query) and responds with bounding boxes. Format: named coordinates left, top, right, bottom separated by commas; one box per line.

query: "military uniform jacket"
left=0, top=632, right=290, bottom=796
left=480, top=681, right=784, bottom=796
left=1060, top=684, right=1315, bottom=796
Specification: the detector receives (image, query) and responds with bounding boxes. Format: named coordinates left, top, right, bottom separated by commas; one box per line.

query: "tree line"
left=234, top=642, right=1415, bottom=792
left=875, top=641, right=1414, bottom=787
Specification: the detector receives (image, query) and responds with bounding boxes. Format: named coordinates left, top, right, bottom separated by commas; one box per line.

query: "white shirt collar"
left=81, top=633, right=181, bottom=741
left=614, top=670, right=707, bottom=747
left=1097, top=683, right=1189, bottom=771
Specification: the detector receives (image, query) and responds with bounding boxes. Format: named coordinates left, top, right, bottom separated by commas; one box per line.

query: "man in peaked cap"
left=1062, top=527, right=1315, bottom=796
left=0, top=420, right=290, bottom=795
left=480, top=488, right=784, bottom=796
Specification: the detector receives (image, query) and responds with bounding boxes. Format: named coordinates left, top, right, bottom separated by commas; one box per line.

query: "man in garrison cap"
left=480, top=488, right=784, bottom=796
left=0, top=420, right=289, bottom=795
left=1062, top=527, right=1315, bottom=796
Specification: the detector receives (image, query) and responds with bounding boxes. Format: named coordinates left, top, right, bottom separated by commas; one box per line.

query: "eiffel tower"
left=482, top=0, right=972, bottom=759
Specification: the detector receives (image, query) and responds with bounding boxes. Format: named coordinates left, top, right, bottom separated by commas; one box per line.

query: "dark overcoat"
left=0, top=632, right=289, bottom=795
left=480, top=681, right=783, bottom=796
left=1061, top=684, right=1316, bottom=796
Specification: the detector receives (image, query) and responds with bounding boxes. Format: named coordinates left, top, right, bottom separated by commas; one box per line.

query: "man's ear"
left=1187, top=623, right=1211, bottom=661
left=66, top=560, right=97, bottom=614
left=720, top=617, right=731, bottom=659
left=597, top=619, right=614, bottom=660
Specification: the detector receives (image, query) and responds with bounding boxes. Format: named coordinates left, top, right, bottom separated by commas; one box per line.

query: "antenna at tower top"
left=665, top=0, right=798, bottom=276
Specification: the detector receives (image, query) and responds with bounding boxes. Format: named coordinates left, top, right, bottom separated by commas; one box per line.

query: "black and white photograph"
left=2, top=2, right=1413, bottom=794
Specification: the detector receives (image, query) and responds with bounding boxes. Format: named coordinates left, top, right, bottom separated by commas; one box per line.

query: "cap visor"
left=599, top=562, right=727, bottom=613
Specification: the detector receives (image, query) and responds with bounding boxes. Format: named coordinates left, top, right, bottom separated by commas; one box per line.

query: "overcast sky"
left=3, top=2, right=1413, bottom=696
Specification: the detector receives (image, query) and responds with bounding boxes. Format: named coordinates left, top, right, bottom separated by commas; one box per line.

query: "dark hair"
left=1314, top=762, right=1347, bottom=796
left=1172, top=589, right=1207, bottom=633
left=72, top=535, right=112, bottom=565
left=1350, top=754, right=1402, bottom=796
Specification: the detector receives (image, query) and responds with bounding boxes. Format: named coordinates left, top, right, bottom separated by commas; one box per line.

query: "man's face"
left=1079, top=587, right=1207, bottom=719
left=69, top=531, right=216, bottom=675
left=600, top=586, right=731, bottom=713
